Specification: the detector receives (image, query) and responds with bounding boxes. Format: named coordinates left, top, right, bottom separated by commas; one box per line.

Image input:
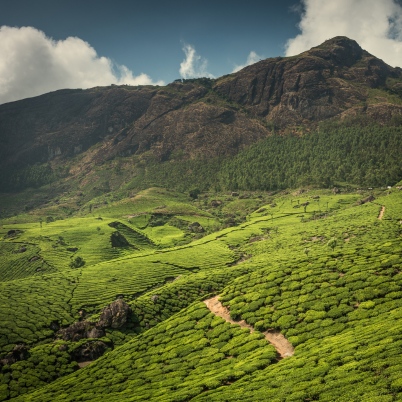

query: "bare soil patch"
left=77, top=361, right=93, bottom=368
left=204, top=296, right=294, bottom=358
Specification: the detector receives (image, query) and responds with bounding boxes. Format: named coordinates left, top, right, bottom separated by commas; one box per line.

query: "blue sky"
left=0, top=0, right=300, bottom=82
left=1, top=0, right=402, bottom=103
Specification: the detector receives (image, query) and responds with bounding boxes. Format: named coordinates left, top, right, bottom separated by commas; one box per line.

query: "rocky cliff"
left=213, top=36, right=402, bottom=125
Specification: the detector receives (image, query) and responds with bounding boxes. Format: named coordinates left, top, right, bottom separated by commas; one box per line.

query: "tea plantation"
left=0, top=186, right=401, bottom=401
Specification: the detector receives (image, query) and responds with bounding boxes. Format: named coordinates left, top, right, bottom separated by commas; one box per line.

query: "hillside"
left=0, top=37, right=402, bottom=201
left=0, top=36, right=402, bottom=401
left=0, top=186, right=401, bottom=401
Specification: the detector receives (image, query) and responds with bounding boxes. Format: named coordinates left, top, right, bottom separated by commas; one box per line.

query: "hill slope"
left=0, top=37, right=401, bottom=187
left=0, top=187, right=401, bottom=401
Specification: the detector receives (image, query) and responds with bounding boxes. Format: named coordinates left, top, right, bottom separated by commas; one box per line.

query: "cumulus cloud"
left=232, top=51, right=263, bottom=73
left=179, top=43, right=214, bottom=79
left=285, top=0, right=402, bottom=67
left=0, top=26, right=164, bottom=104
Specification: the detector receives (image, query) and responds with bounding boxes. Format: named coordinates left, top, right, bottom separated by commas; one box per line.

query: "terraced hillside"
left=0, top=185, right=401, bottom=401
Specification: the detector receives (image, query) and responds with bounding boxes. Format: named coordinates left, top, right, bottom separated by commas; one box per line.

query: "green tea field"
left=0, top=186, right=401, bottom=401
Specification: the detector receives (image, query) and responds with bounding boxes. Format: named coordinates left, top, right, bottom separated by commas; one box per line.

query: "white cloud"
left=0, top=26, right=164, bottom=104
left=285, top=0, right=402, bottom=67
left=179, top=43, right=214, bottom=79
left=232, top=51, right=263, bottom=73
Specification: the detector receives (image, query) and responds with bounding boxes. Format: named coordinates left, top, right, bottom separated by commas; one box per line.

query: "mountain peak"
left=306, top=36, right=364, bottom=67
left=316, top=36, right=362, bottom=49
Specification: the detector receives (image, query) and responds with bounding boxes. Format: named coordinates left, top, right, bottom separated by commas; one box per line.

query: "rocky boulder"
left=5, top=229, right=23, bottom=238
left=71, top=341, right=110, bottom=362
left=57, top=321, right=93, bottom=342
left=188, top=222, right=205, bottom=233
left=357, top=195, right=376, bottom=205
left=86, top=327, right=106, bottom=339
left=57, top=299, right=131, bottom=342
left=0, top=344, right=29, bottom=366
left=98, top=299, right=131, bottom=329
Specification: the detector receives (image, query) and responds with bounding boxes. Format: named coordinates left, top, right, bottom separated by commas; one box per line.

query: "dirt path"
left=204, top=296, right=294, bottom=359
left=378, top=206, right=385, bottom=220
left=77, top=361, right=93, bottom=368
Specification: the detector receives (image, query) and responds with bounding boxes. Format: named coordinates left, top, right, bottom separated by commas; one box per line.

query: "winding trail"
left=204, top=296, right=294, bottom=359
left=378, top=206, right=385, bottom=220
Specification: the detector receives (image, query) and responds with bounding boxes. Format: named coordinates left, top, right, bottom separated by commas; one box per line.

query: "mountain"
left=1, top=36, right=401, bottom=175
left=1, top=37, right=402, bottom=401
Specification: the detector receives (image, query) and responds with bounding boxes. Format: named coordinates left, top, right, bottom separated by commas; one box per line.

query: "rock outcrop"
left=71, top=341, right=110, bottom=363
left=57, top=321, right=99, bottom=342
left=213, top=37, right=401, bottom=126
left=0, top=344, right=30, bottom=366
left=98, top=299, right=131, bottom=329
left=57, top=299, right=131, bottom=341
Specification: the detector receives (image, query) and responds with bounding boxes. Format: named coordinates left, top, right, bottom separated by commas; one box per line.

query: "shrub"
left=69, top=256, right=85, bottom=268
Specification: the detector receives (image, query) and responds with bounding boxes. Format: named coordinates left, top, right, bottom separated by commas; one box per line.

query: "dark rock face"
left=0, top=344, right=29, bottom=366
left=49, top=320, right=60, bottom=331
left=71, top=341, right=110, bottom=362
left=86, top=327, right=106, bottom=339
left=57, top=321, right=104, bottom=342
left=57, top=321, right=93, bottom=342
left=210, top=200, right=222, bottom=207
left=98, top=299, right=131, bottom=329
left=188, top=222, right=204, bottom=233
left=213, top=37, right=401, bottom=126
left=357, top=195, right=376, bottom=205
left=57, top=299, right=131, bottom=341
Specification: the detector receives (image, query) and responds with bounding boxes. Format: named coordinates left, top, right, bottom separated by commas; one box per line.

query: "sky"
left=1, top=0, right=402, bottom=104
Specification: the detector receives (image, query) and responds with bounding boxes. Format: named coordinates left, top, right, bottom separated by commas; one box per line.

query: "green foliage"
left=0, top=243, right=56, bottom=282
left=189, top=188, right=201, bottom=200
left=327, top=237, right=337, bottom=251
left=0, top=342, right=79, bottom=400
left=0, top=163, right=57, bottom=191
left=0, top=271, right=77, bottom=354
left=219, top=124, right=402, bottom=190
left=69, top=256, right=85, bottom=268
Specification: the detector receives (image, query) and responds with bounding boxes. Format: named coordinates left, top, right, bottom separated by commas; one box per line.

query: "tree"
left=69, top=256, right=85, bottom=268
left=327, top=238, right=337, bottom=252
left=189, top=188, right=201, bottom=200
